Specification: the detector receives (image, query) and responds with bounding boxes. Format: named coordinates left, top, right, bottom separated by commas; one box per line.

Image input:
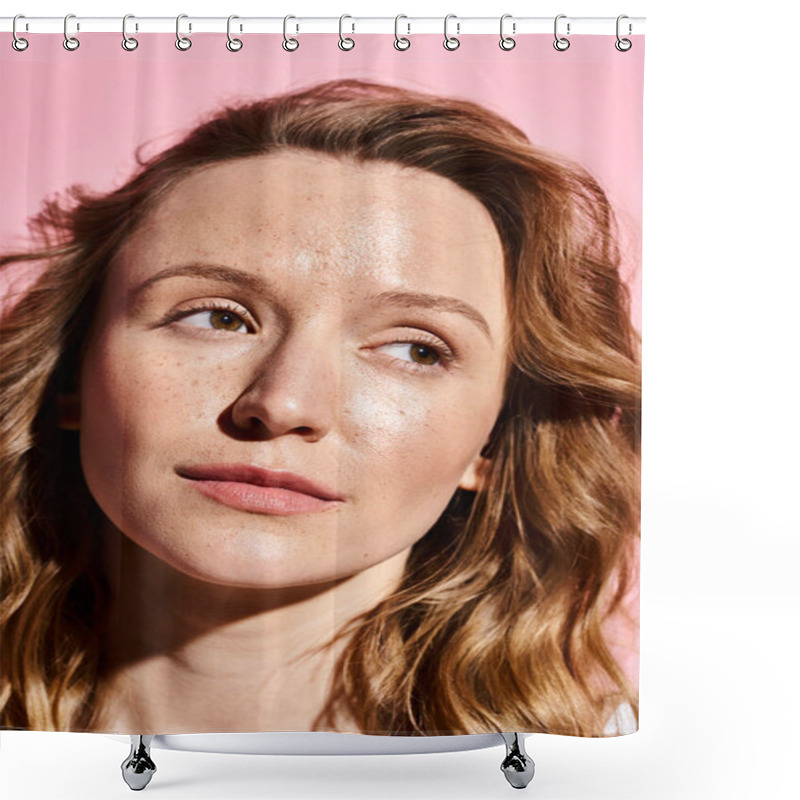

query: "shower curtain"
left=0, top=20, right=643, bottom=740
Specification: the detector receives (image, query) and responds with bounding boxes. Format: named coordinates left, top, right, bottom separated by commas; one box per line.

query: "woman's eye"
left=379, top=341, right=447, bottom=371
left=176, top=305, right=252, bottom=333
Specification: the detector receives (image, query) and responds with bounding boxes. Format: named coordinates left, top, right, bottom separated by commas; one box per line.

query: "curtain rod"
left=1, top=16, right=646, bottom=36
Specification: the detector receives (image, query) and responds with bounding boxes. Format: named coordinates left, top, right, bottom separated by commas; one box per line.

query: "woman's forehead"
left=147, top=152, right=499, bottom=242
left=115, top=152, right=507, bottom=301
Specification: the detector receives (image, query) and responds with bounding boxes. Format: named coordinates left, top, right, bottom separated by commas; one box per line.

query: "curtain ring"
left=339, top=14, right=355, bottom=51
left=12, top=14, right=29, bottom=51
left=176, top=14, right=192, bottom=51
left=615, top=14, right=632, bottom=51
left=499, top=13, right=516, bottom=51
left=443, top=14, right=460, bottom=51
left=63, top=13, right=80, bottom=51
left=283, top=14, right=299, bottom=51
left=226, top=15, right=243, bottom=51
left=394, top=14, right=410, bottom=51
left=122, top=14, right=139, bottom=51
left=553, top=14, right=570, bottom=51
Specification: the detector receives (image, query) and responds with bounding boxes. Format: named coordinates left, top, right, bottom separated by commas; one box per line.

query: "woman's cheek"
left=344, top=371, right=435, bottom=452
left=344, top=378, right=478, bottom=480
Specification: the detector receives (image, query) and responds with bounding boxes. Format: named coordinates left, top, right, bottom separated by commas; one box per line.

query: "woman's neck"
left=94, top=523, right=410, bottom=734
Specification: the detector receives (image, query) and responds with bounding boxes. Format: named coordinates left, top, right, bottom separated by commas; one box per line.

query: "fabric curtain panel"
left=0, top=24, right=644, bottom=741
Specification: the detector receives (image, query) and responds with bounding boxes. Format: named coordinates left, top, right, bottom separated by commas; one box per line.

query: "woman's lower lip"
left=184, top=479, right=342, bottom=515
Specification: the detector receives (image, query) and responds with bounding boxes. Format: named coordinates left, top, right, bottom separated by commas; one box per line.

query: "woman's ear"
left=458, top=452, right=492, bottom=493
left=57, top=393, right=81, bottom=430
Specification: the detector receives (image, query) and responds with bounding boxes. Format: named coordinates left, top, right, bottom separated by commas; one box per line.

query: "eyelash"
left=165, top=303, right=456, bottom=374
left=167, top=301, right=256, bottom=332
left=383, top=337, right=454, bottom=374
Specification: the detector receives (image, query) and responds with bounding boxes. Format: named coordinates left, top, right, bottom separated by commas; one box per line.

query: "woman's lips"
left=184, top=480, right=341, bottom=515
left=175, top=463, right=343, bottom=516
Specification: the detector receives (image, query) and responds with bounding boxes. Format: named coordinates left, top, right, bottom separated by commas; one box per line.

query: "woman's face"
left=73, top=151, right=510, bottom=588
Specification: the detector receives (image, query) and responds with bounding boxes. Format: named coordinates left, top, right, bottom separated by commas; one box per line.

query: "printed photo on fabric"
left=1, top=32, right=643, bottom=737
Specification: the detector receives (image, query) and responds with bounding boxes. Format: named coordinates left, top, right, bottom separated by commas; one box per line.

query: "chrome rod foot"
left=121, top=735, right=157, bottom=791
left=500, top=732, right=535, bottom=789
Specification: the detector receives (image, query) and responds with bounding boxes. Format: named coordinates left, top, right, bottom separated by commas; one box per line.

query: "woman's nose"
left=229, top=327, right=340, bottom=440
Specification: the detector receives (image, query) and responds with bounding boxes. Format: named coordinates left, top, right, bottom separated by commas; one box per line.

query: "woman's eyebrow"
left=129, top=263, right=267, bottom=304
left=129, top=263, right=492, bottom=341
left=369, top=290, right=492, bottom=341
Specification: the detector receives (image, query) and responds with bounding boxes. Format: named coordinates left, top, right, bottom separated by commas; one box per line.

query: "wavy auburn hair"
left=1, top=78, right=640, bottom=736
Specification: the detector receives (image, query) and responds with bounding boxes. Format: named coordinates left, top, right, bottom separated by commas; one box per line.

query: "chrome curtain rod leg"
left=121, top=735, right=157, bottom=791
left=499, top=732, right=535, bottom=789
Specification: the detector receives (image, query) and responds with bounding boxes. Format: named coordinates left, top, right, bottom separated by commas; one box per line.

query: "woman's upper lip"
left=176, top=463, right=343, bottom=501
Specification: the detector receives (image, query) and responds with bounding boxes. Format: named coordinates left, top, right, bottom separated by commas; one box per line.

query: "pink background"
left=0, top=32, right=642, bottom=687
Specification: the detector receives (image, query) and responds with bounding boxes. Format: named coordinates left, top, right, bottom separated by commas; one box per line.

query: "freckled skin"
left=75, top=151, right=510, bottom=590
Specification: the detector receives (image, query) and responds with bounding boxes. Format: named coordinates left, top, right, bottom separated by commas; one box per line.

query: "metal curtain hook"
left=122, top=14, right=139, bottom=51
left=499, top=13, right=516, bottom=50
left=443, top=14, right=460, bottom=51
left=283, top=15, right=299, bottom=51
left=12, top=14, right=29, bottom=51
left=227, top=14, right=243, bottom=51
left=394, top=14, right=410, bottom=51
left=176, top=13, right=192, bottom=51
left=63, top=13, right=80, bottom=50
left=339, top=14, right=355, bottom=51
left=616, top=14, right=632, bottom=51
left=553, top=14, right=570, bottom=51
